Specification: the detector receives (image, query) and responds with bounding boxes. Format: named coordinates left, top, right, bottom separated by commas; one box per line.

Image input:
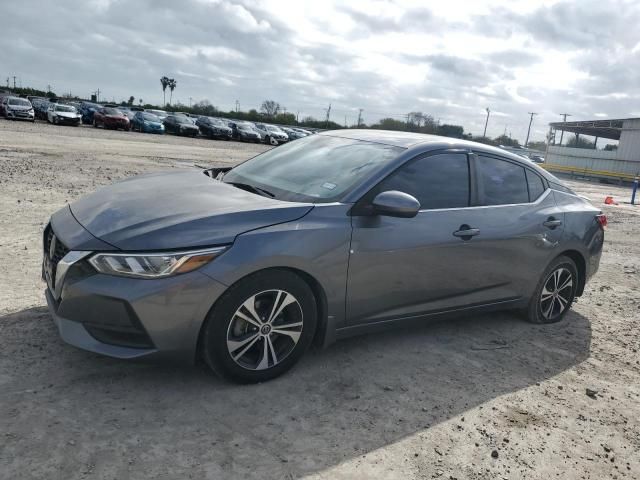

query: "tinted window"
left=526, top=169, right=545, bottom=201
left=104, top=108, right=122, bottom=115
left=376, top=153, right=470, bottom=209
left=476, top=155, right=528, bottom=205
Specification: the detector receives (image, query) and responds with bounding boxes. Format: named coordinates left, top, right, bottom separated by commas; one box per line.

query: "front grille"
left=44, top=225, right=70, bottom=288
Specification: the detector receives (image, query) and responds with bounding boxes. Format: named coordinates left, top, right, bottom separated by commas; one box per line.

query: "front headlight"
left=89, top=246, right=227, bottom=278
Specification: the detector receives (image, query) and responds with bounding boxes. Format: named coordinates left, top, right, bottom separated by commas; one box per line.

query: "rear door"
left=462, top=153, right=564, bottom=300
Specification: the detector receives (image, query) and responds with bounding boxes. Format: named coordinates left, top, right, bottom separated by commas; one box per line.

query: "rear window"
left=476, top=155, right=529, bottom=205
left=104, top=108, right=122, bottom=115
left=526, top=169, right=546, bottom=201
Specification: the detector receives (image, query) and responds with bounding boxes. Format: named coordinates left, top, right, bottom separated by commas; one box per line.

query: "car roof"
left=318, top=129, right=557, bottom=182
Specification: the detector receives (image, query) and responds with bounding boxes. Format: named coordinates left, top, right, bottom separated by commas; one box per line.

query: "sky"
left=3, top=0, right=640, bottom=142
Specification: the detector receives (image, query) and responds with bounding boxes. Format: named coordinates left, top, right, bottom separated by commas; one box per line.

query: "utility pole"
left=296, top=110, right=300, bottom=123
left=12, top=76, right=16, bottom=89
left=235, top=100, right=239, bottom=112
left=483, top=107, right=490, bottom=138
left=189, top=97, right=192, bottom=108
left=324, top=103, right=332, bottom=128
left=356, top=108, right=363, bottom=127
left=558, top=113, right=571, bottom=145
left=525, top=112, right=538, bottom=147
left=6, top=77, right=9, bottom=88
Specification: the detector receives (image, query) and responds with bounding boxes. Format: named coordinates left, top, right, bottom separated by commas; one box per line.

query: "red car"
left=93, top=107, right=130, bottom=131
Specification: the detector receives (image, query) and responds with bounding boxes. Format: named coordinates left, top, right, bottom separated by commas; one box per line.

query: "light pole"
left=525, top=112, right=538, bottom=147
left=483, top=107, right=490, bottom=138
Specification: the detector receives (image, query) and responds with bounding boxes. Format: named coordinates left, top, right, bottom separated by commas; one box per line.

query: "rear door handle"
left=453, top=225, right=480, bottom=239
left=543, top=218, right=563, bottom=229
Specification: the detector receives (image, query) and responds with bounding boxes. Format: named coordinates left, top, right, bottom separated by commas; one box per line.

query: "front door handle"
left=543, top=217, right=563, bottom=229
left=453, top=225, right=480, bottom=240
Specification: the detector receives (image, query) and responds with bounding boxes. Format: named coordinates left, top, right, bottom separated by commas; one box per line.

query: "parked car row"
left=0, top=95, right=316, bottom=145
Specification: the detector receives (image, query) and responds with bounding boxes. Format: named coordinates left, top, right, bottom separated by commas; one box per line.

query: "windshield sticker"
left=321, top=182, right=337, bottom=190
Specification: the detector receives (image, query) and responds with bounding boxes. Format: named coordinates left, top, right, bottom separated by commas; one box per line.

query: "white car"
left=2, top=96, right=35, bottom=122
left=47, top=103, right=82, bottom=126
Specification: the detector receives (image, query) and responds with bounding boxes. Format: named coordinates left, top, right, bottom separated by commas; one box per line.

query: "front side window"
left=476, top=155, right=528, bottom=205
left=224, top=134, right=404, bottom=203
left=373, top=153, right=470, bottom=209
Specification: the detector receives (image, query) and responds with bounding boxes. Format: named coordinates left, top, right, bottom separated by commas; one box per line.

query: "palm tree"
left=160, top=76, right=169, bottom=106
left=168, top=78, right=177, bottom=105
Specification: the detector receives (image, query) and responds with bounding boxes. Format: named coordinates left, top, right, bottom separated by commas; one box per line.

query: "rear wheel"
left=202, top=270, right=317, bottom=383
left=525, top=255, right=578, bottom=324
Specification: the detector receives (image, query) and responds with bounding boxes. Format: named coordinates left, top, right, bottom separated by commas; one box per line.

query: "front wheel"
left=202, top=270, right=317, bottom=383
left=525, top=255, right=578, bottom=324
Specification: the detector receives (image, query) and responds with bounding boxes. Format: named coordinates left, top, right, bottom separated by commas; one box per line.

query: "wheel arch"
left=194, top=266, right=330, bottom=363
left=557, top=249, right=586, bottom=296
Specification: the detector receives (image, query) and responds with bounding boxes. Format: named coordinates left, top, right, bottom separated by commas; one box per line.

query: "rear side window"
left=376, top=153, right=470, bottom=209
left=526, top=169, right=546, bottom=201
left=476, top=155, right=528, bottom=205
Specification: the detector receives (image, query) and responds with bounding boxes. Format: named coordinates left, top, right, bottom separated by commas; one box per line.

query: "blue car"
left=79, top=102, right=102, bottom=125
left=131, top=111, right=165, bottom=134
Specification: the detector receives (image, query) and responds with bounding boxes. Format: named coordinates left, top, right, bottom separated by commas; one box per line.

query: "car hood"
left=9, top=105, right=32, bottom=111
left=56, top=111, right=79, bottom=118
left=145, top=121, right=163, bottom=127
left=69, top=170, right=314, bottom=250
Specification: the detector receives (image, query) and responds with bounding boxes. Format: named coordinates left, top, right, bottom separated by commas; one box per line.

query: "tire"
left=53, top=116, right=58, bottom=125
left=202, top=270, right=317, bottom=383
left=525, top=255, right=578, bottom=324
left=93, top=119, right=98, bottom=128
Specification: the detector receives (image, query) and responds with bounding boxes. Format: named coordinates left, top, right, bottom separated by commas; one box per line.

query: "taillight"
left=596, top=214, right=607, bottom=229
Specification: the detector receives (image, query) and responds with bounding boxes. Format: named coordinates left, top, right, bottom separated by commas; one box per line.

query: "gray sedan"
left=43, top=130, right=605, bottom=383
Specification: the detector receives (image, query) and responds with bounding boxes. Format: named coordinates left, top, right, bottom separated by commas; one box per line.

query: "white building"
left=545, top=118, right=640, bottom=183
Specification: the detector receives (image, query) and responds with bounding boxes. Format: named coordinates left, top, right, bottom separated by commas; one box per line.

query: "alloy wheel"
left=540, top=267, right=573, bottom=320
left=226, top=289, right=303, bottom=371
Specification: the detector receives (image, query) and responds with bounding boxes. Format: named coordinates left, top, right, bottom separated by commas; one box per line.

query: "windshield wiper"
left=227, top=182, right=275, bottom=198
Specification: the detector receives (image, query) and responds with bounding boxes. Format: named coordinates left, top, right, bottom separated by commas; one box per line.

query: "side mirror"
left=371, top=191, right=421, bottom=218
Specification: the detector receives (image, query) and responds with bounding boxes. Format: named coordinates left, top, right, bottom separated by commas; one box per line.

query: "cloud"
left=1, top=0, right=639, bottom=141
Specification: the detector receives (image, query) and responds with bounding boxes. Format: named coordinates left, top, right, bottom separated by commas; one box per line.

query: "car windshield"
left=267, top=126, right=283, bottom=133
left=238, top=124, right=254, bottom=131
left=9, top=98, right=31, bottom=107
left=174, top=116, right=193, bottom=124
left=223, top=134, right=404, bottom=203
left=56, top=105, right=76, bottom=112
left=104, top=108, right=122, bottom=115
left=142, top=113, right=160, bottom=122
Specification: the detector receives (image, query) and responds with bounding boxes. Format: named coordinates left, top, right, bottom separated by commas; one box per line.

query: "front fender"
left=199, top=204, right=352, bottom=342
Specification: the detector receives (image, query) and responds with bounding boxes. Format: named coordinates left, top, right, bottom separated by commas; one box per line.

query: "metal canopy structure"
left=549, top=119, right=626, bottom=140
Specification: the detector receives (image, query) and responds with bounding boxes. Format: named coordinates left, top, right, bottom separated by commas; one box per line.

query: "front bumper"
left=55, top=116, right=81, bottom=125
left=6, top=110, right=34, bottom=120
left=43, top=225, right=228, bottom=363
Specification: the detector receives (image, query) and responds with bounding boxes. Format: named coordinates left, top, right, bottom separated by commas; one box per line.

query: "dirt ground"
left=0, top=120, right=638, bottom=480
